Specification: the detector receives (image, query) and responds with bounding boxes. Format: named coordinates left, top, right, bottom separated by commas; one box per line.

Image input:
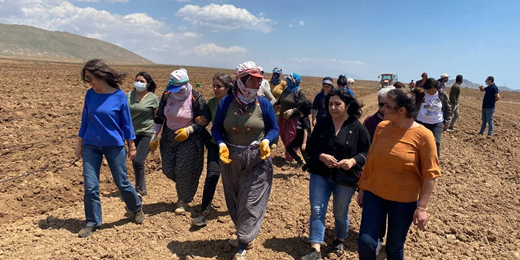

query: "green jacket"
left=450, top=83, right=460, bottom=104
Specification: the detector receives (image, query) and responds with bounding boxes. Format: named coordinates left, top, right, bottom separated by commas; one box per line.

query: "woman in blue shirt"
left=74, top=59, right=144, bottom=238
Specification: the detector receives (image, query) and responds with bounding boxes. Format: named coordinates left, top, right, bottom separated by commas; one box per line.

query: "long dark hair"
left=325, top=88, right=363, bottom=119
left=81, top=59, right=126, bottom=89
left=213, top=72, right=234, bottom=95
left=135, top=71, right=157, bottom=93
left=337, top=75, right=348, bottom=87
left=386, top=88, right=426, bottom=119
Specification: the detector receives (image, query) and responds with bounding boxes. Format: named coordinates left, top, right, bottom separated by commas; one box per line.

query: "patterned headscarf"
left=234, top=61, right=262, bottom=108
left=270, top=67, right=282, bottom=86
left=285, top=73, right=302, bottom=92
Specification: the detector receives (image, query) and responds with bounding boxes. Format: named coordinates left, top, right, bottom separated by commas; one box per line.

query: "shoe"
left=301, top=248, right=322, bottom=260
left=192, top=212, right=208, bottom=226
left=134, top=209, right=145, bottom=224
left=478, top=132, right=484, bottom=136
left=174, top=201, right=187, bottom=215
left=375, top=238, right=383, bottom=256
left=233, top=253, right=247, bottom=260
left=302, top=164, right=309, bottom=172
left=281, top=161, right=291, bottom=171
left=137, top=190, right=147, bottom=196
left=329, top=239, right=345, bottom=253
left=487, top=135, right=492, bottom=138
left=446, top=128, right=454, bottom=132
left=78, top=226, right=97, bottom=238
left=293, top=161, right=304, bottom=168
left=228, top=238, right=254, bottom=249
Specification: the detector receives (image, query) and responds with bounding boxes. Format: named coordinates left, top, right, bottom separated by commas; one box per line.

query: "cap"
left=440, top=73, right=450, bottom=79
left=235, top=61, right=263, bottom=78
left=167, top=68, right=189, bottom=92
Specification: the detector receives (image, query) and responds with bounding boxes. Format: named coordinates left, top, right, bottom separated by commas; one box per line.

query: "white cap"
left=440, top=73, right=450, bottom=79
left=168, top=68, right=189, bottom=86
left=347, top=78, right=355, bottom=84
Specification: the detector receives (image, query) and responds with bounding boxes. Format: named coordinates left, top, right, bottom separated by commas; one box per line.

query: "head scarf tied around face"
left=234, top=61, right=262, bottom=109
left=270, top=67, right=282, bottom=86
left=285, top=72, right=302, bottom=92
left=166, top=68, right=192, bottom=101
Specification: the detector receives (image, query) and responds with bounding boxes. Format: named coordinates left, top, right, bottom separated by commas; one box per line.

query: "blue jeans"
left=358, top=191, right=417, bottom=260
left=309, top=173, right=356, bottom=244
left=479, top=108, right=495, bottom=136
left=82, top=145, right=142, bottom=227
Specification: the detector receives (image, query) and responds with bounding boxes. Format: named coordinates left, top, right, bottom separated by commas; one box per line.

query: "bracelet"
left=416, top=207, right=427, bottom=212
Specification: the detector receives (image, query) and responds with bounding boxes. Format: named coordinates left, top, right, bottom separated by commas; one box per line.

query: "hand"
left=413, top=208, right=429, bottom=230
left=479, top=85, right=484, bottom=91
left=219, top=144, right=232, bottom=164
left=337, top=158, right=356, bottom=170
left=128, top=148, right=136, bottom=160
left=260, top=139, right=270, bottom=160
left=319, top=153, right=338, bottom=168
left=356, top=189, right=364, bottom=208
left=149, top=133, right=159, bottom=153
left=194, top=116, right=208, bottom=126
left=174, top=126, right=194, bottom=142
left=443, top=122, right=449, bottom=131
left=302, top=143, right=307, bottom=152
left=74, top=143, right=83, bottom=160
left=312, top=119, right=317, bottom=126
left=282, top=109, right=294, bottom=120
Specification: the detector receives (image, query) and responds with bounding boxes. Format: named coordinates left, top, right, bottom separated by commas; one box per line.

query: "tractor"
left=378, top=73, right=398, bottom=88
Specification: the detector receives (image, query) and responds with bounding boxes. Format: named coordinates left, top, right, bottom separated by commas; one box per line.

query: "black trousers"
left=286, top=134, right=309, bottom=164
left=200, top=141, right=221, bottom=212
left=132, top=134, right=151, bottom=194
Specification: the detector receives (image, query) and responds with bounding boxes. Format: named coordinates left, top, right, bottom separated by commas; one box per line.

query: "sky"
left=1, top=0, right=519, bottom=89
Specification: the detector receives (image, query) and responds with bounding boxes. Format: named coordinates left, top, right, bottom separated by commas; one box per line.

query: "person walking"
left=447, top=75, right=462, bottom=131
left=337, top=75, right=354, bottom=97
left=256, top=66, right=276, bottom=105
left=357, top=88, right=441, bottom=260
left=416, top=78, right=452, bottom=159
left=437, top=73, right=450, bottom=91
left=212, top=61, right=279, bottom=260
left=416, top=72, right=428, bottom=88
left=300, top=88, right=371, bottom=260
left=152, top=68, right=210, bottom=214
left=269, top=67, right=286, bottom=149
left=191, top=73, right=234, bottom=227
left=127, top=72, right=159, bottom=196
left=286, top=100, right=312, bottom=167
left=75, top=59, right=144, bottom=238
left=311, top=77, right=334, bottom=126
left=478, top=76, right=500, bottom=137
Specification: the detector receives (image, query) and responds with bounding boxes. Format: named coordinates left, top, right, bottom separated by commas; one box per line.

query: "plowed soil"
left=1, top=59, right=519, bottom=260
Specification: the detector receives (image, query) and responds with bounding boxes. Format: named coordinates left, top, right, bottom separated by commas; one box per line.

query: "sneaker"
left=137, top=189, right=147, bottom=196
left=174, top=201, right=187, bottom=215
left=233, top=253, right=247, bottom=260
left=487, top=135, right=492, bottom=138
left=446, top=128, right=454, bottom=132
left=192, top=212, right=209, bottom=227
left=301, top=248, right=322, bottom=260
left=134, top=209, right=145, bottom=224
left=78, top=226, right=97, bottom=238
left=329, top=239, right=345, bottom=253
left=293, top=161, right=304, bottom=168
left=228, top=238, right=254, bottom=249
left=281, top=161, right=291, bottom=171
left=302, top=164, right=309, bottom=172
left=375, top=238, right=383, bottom=256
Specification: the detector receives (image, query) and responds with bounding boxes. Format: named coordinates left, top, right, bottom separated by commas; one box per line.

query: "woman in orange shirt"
left=357, top=88, right=441, bottom=260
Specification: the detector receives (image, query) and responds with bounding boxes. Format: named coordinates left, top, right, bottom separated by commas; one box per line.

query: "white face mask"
left=134, top=81, right=147, bottom=92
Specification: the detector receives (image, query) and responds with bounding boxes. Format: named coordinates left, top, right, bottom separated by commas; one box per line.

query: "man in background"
left=447, top=75, right=462, bottom=131
left=478, top=76, right=500, bottom=137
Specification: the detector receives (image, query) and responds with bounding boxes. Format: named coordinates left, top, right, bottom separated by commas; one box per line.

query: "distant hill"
left=446, top=79, right=517, bottom=92
left=0, top=24, right=153, bottom=64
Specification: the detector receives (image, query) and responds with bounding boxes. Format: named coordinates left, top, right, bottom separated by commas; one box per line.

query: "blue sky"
left=1, top=0, right=519, bottom=89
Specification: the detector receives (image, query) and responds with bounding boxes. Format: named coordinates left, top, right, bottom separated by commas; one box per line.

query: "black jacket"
left=154, top=89, right=210, bottom=133
left=307, top=116, right=371, bottom=185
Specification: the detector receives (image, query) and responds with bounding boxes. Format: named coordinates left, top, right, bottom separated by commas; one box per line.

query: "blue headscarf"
left=270, top=67, right=282, bottom=86
left=286, top=73, right=301, bottom=92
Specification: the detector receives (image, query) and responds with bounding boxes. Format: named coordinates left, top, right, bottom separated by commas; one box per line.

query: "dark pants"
left=417, top=121, right=443, bottom=159
left=132, top=134, right=151, bottom=195
left=200, top=141, right=220, bottom=212
left=286, top=135, right=309, bottom=164
left=358, top=191, right=416, bottom=260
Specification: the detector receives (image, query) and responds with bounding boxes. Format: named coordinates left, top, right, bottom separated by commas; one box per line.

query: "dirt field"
left=1, top=59, right=519, bottom=260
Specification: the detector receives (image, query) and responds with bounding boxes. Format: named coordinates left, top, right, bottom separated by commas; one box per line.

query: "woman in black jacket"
left=300, top=88, right=371, bottom=260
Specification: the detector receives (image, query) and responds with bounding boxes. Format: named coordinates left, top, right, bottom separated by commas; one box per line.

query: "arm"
left=211, top=96, right=230, bottom=145
left=262, top=81, right=276, bottom=105
left=260, top=97, right=280, bottom=143
left=190, top=94, right=210, bottom=133
left=153, top=93, right=167, bottom=134
left=495, top=93, right=500, bottom=102
left=414, top=178, right=436, bottom=230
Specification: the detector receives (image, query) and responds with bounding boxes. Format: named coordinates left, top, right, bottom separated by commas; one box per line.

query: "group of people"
left=74, top=59, right=498, bottom=260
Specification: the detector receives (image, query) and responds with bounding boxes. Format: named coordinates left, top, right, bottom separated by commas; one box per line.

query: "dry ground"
left=0, top=59, right=519, bottom=259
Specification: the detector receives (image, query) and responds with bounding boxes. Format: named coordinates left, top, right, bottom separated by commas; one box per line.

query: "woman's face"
left=426, top=88, right=437, bottom=95
left=322, top=84, right=332, bottom=95
left=382, top=99, right=399, bottom=121
left=84, top=71, right=104, bottom=91
left=135, top=75, right=148, bottom=85
left=246, top=76, right=262, bottom=89
left=213, top=78, right=228, bottom=99
left=328, top=95, right=348, bottom=119
left=378, top=95, right=388, bottom=115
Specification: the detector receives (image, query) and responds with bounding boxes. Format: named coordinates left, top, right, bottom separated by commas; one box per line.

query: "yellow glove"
left=260, top=139, right=270, bottom=160
left=282, top=109, right=294, bottom=120
left=174, top=126, right=194, bottom=142
left=219, top=144, right=232, bottom=164
left=149, top=133, right=159, bottom=153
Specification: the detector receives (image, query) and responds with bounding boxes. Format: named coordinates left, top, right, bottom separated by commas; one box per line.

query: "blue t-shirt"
left=483, top=84, right=499, bottom=109
left=312, top=91, right=328, bottom=122
left=345, top=87, right=354, bottom=97
left=79, top=88, right=136, bottom=147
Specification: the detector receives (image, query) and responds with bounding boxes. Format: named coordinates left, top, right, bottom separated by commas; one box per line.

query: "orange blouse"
left=358, top=120, right=441, bottom=203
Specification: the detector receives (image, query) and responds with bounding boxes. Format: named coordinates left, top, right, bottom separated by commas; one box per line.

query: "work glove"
left=260, top=139, right=270, bottom=160
left=282, top=109, right=295, bottom=120
left=174, top=126, right=194, bottom=142
left=149, top=133, right=159, bottom=153
left=219, top=143, right=232, bottom=164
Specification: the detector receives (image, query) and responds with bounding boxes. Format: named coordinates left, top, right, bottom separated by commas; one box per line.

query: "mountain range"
left=446, top=79, right=517, bottom=92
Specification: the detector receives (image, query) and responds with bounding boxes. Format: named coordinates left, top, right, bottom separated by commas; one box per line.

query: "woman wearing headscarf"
left=311, top=77, right=334, bottom=126
left=269, top=67, right=286, bottom=149
left=274, top=72, right=308, bottom=170
left=212, top=61, right=279, bottom=260
left=151, top=68, right=210, bottom=214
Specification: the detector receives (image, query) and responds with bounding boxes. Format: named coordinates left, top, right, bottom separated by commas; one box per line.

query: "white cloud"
left=176, top=4, right=275, bottom=33
left=185, top=43, right=247, bottom=57
left=299, top=20, right=305, bottom=26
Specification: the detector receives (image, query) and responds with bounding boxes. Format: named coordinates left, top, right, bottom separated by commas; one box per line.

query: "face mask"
left=134, top=81, right=147, bottom=92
